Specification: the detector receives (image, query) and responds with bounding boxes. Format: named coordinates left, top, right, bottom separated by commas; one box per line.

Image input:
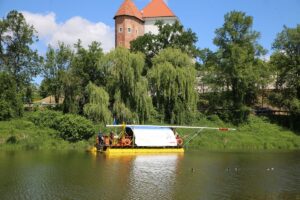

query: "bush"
left=29, top=110, right=95, bottom=142
left=6, top=135, right=17, bottom=144
left=0, top=100, right=14, bottom=120
left=29, top=110, right=62, bottom=128
left=231, top=106, right=251, bottom=125
left=53, top=114, right=95, bottom=142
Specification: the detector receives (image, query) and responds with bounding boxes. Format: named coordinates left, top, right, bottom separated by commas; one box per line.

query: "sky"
left=0, top=0, right=299, bottom=57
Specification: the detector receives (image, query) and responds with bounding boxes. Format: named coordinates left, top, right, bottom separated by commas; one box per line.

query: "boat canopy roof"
left=127, top=126, right=177, bottom=147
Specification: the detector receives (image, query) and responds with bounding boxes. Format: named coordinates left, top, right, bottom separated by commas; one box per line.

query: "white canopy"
left=130, top=127, right=177, bottom=147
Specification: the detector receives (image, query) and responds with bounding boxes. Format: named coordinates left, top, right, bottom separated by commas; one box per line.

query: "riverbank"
left=0, top=118, right=93, bottom=151
left=181, top=116, right=300, bottom=151
left=0, top=113, right=299, bottom=151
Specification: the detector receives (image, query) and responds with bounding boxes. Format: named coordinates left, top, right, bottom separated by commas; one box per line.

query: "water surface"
left=0, top=151, right=299, bottom=200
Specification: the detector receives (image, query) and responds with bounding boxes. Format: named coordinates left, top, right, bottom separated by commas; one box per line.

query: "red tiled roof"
left=141, top=0, right=176, bottom=18
left=114, top=0, right=143, bottom=21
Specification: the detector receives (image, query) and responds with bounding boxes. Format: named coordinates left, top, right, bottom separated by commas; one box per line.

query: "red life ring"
left=177, top=138, right=183, bottom=146
left=124, top=138, right=132, bottom=146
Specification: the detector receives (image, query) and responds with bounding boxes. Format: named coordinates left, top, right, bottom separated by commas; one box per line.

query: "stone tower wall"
left=115, top=16, right=144, bottom=49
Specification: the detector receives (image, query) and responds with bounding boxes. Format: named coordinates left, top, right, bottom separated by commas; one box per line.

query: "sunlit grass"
left=0, top=116, right=93, bottom=151
left=180, top=115, right=300, bottom=151
left=0, top=113, right=299, bottom=151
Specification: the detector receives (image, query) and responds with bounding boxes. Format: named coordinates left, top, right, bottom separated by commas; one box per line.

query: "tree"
left=43, top=43, right=73, bottom=103
left=131, top=21, right=199, bottom=71
left=205, top=11, right=267, bottom=124
left=103, top=48, right=153, bottom=123
left=84, top=82, right=112, bottom=124
left=269, top=25, right=300, bottom=116
left=62, top=71, right=81, bottom=114
left=0, top=10, right=41, bottom=90
left=0, top=72, right=23, bottom=120
left=71, top=41, right=104, bottom=86
left=148, top=48, right=198, bottom=124
left=70, top=41, right=104, bottom=113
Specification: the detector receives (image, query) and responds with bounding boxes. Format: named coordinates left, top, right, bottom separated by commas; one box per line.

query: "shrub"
left=231, top=106, right=251, bottom=125
left=53, top=114, right=95, bottom=142
left=29, top=110, right=95, bottom=142
left=6, top=136, right=17, bottom=144
left=0, top=100, right=14, bottom=120
left=29, top=110, right=62, bottom=128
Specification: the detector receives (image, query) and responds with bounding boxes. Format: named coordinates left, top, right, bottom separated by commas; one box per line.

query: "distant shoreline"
left=1, top=113, right=299, bottom=152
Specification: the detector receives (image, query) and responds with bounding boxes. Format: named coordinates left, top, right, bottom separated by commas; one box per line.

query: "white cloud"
left=22, top=11, right=114, bottom=52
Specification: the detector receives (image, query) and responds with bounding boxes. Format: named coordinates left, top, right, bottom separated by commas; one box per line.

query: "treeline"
left=0, top=10, right=299, bottom=128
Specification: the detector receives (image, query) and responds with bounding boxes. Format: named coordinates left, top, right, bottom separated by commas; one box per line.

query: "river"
left=0, top=151, right=299, bottom=200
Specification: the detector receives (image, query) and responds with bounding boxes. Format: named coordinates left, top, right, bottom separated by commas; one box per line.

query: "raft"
left=104, top=147, right=184, bottom=155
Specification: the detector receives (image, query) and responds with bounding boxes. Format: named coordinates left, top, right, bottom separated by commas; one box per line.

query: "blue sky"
left=0, top=0, right=299, bottom=55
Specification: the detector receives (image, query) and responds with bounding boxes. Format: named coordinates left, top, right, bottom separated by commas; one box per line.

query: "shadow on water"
left=0, top=151, right=299, bottom=200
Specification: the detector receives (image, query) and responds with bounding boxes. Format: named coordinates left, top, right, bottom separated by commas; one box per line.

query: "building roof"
left=141, top=0, right=176, bottom=18
left=114, top=0, right=144, bottom=21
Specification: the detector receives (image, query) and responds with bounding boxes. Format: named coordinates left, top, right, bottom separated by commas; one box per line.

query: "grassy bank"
left=0, top=117, right=94, bottom=151
left=180, top=115, right=300, bottom=151
left=0, top=113, right=299, bottom=151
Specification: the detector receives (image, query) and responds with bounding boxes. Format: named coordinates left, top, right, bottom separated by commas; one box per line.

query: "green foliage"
left=0, top=10, right=41, bottom=90
left=0, top=100, right=14, bottom=121
left=148, top=48, right=198, bottom=124
left=59, top=41, right=105, bottom=114
left=29, top=110, right=95, bottom=142
left=181, top=115, right=300, bottom=151
left=202, top=11, right=269, bottom=124
left=269, top=25, right=300, bottom=115
left=62, top=73, right=80, bottom=114
left=29, top=110, right=62, bottom=128
left=0, top=10, right=40, bottom=119
left=84, top=82, right=112, bottom=123
left=6, top=135, right=17, bottom=144
left=71, top=41, right=104, bottom=86
left=42, top=43, right=73, bottom=104
left=0, top=72, right=23, bottom=120
left=39, top=78, right=50, bottom=98
left=0, top=113, right=299, bottom=151
left=104, top=48, right=153, bottom=123
left=113, top=91, right=137, bottom=123
left=53, top=114, right=95, bottom=142
left=131, top=21, right=199, bottom=70
left=0, top=117, right=93, bottom=151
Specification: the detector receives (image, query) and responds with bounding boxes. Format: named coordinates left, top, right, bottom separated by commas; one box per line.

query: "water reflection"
left=0, top=151, right=299, bottom=200
left=126, top=155, right=182, bottom=200
left=101, top=154, right=183, bottom=200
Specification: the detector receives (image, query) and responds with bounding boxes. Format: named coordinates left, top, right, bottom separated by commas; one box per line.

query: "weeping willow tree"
left=148, top=48, right=198, bottom=124
left=112, top=91, right=138, bottom=124
left=83, top=82, right=112, bottom=124
left=102, top=48, right=153, bottom=123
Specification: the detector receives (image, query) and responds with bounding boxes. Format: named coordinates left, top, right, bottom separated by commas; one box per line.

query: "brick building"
left=114, top=0, right=177, bottom=49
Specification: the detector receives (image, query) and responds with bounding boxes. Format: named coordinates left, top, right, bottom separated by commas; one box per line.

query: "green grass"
left=0, top=116, right=94, bottom=151
left=0, top=112, right=299, bottom=151
left=180, top=115, right=300, bottom=151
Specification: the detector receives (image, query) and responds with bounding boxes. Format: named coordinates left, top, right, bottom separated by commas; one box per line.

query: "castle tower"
left=141, top=0, right=177, bottom=35
left=114, top=0, right=144, bottom=49
left=114, top=0, right=177, bottom=49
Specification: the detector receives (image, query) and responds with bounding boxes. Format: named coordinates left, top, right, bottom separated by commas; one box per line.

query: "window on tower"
left=128, top=28, right=131, bottom=33
left=119, top=27, right=123, bottom=33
